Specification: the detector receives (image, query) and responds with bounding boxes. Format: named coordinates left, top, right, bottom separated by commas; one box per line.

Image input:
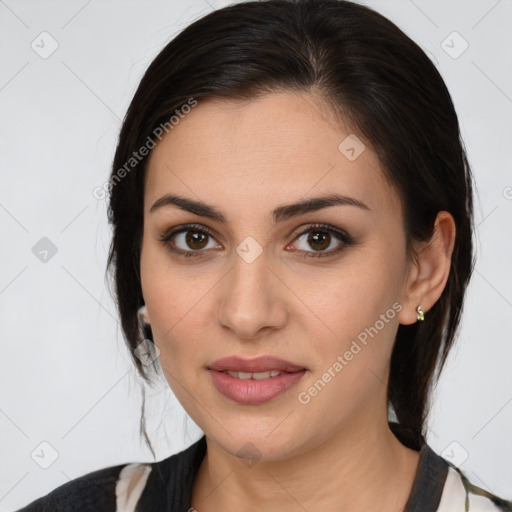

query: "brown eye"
left=185, top=231, right=209, bottom=250
left=307, top=231, right=331, bottom=251
left=158, top=224, right=221, bottom=257
left=290, top=223, right=354, bottom=258
left=295, top=229, right=340, bottom=253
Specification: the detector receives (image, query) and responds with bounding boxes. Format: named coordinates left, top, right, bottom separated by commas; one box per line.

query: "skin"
left=139, top=90, right=456, bottom=512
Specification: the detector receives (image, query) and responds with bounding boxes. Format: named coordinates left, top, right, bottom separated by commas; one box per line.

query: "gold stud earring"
left=416, top=305, right=425, bottom=322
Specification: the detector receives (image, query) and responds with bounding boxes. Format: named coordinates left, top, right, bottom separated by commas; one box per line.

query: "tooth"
left=224, top=370, right=281, bottom=379
left=252, top=371, right=271, bottom=380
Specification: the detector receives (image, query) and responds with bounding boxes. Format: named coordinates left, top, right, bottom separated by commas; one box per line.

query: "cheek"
left=141, top=236, right=198, bottom=322
left=140, top=243, right=216, bottom=365
left=293, top=245, right=404, bottom=391
left=295, top=276, right=401, bottom=425
left=297, top=251, right=402, bottom=337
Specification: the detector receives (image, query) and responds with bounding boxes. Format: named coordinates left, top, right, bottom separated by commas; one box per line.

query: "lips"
left=208, top=356, right=306, bottom=373
left=208, top=356, right=307, bottom=404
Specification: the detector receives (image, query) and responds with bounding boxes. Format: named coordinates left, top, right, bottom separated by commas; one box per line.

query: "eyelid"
left=158, top=222, right=353, bottom=257
left=286, top=222, right=353, bottom=255
left=158, top=223, right=218, bottom=240
left=289, top=222, right=350, bottom=242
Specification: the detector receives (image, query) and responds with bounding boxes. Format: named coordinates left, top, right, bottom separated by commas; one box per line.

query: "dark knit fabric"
left=135, top=436, right=206, bottom=512
left=15, top=463, right=123, bottom=511
left=403, top=437, right=449, bottom=512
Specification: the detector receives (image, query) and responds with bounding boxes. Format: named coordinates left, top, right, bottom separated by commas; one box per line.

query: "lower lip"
left=208, top=370, right=306, bottom=404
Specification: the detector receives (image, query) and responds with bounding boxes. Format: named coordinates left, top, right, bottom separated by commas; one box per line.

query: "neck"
left=191, top=413, right=421, bottom=512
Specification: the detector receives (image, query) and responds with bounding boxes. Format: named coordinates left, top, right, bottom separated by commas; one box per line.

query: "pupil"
left=308, top=231, right=330, bottom=250
left=186, top=231, right=208, bottom=250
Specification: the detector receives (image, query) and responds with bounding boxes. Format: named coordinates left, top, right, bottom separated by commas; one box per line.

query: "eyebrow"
left=149, top=193, right=370, bottom=223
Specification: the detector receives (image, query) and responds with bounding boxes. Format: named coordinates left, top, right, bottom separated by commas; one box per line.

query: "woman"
left=17, top=0, right=511, bottom=510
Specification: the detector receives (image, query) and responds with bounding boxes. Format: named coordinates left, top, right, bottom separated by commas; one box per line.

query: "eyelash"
left=157, top=222, right=354, bottom=260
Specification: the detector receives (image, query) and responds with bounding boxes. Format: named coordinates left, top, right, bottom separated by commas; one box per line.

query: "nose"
left=217, top=248, right=288, bottom=340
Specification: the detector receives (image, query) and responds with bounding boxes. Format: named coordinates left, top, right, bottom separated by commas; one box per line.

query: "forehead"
left=144, top=91, right=401, bottom=218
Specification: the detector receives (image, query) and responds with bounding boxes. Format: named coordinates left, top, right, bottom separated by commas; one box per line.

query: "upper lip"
left=208, top=356, right=306, bottom=373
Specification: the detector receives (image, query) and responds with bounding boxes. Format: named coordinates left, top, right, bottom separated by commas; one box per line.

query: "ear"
left=398, top=211, right=456, bottom=325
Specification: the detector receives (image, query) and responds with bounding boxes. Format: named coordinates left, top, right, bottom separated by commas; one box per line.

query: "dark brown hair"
left=106, top=0, right=475, bottom=456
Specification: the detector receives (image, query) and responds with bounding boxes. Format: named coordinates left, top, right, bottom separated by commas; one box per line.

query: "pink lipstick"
left=208, top=356, right=307, bottom=404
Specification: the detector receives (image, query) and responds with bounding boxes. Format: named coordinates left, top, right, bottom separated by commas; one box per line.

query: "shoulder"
left=391, top=423, right=511, bottom=512
left=16, top=462, right=154, bottom=512
left=437, top=464, right=512, bottom=512
left=15, top=436, right=207, bottom=512
left=15, top=462, right=128, bottom=511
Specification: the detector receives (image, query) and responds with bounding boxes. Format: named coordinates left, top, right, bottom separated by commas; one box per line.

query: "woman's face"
left=140, top=91, right=417, bottom=460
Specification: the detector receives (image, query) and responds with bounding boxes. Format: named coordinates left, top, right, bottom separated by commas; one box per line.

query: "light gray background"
left=1, top=0, right=511, bottom=509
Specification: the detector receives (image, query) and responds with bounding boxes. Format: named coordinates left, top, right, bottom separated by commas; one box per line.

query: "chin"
left=201, top=414, right=313, bottom=463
